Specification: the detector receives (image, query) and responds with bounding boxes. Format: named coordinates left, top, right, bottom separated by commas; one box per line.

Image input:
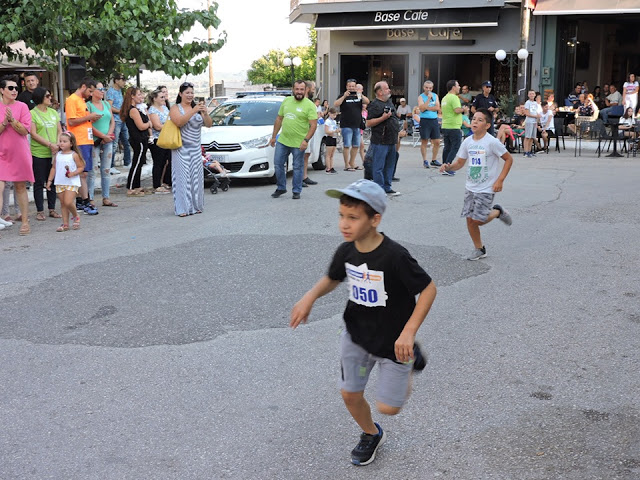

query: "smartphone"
left=384, top=106, right=390, bottom=114
left=196, top=96, right=205, bottom=104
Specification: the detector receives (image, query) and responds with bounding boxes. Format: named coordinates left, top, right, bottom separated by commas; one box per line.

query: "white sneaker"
left=0, top=217, right=12, bottom=227
left=0, top=224, right=5, bottom=230
left=110, top=168, right=121, bottom=175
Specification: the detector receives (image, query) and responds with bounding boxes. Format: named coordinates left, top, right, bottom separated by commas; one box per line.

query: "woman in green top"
left=88, top=82, right=117, bottom=206
left=29, top=87, right=62, bottom=221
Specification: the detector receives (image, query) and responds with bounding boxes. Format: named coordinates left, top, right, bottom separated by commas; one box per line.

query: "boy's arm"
left=492, top=151, right=514, bottom=192
left=395, top=282, right=437, bottom=363
left=439, top=155, right=467, bottom=173
left=290, top=275, right=341, bottom=329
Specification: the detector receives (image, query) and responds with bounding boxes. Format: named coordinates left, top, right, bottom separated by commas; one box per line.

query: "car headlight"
left=241, top=134, right=271, bottom=149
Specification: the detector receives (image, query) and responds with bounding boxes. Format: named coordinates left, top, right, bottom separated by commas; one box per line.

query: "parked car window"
left=209, top=101, right=281, bottom=127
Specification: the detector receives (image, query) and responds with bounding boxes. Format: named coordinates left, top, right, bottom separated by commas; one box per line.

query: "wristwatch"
left=304, top=137, right=311, bottom=142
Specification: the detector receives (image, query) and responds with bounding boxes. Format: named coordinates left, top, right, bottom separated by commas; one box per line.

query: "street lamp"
left=495, top=48, right=529, bottom=115
left=283, top=56, right=302, bottom=86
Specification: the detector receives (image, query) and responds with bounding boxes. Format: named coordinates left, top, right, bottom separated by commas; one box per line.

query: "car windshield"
left=209, top=101, right=281, bottom=126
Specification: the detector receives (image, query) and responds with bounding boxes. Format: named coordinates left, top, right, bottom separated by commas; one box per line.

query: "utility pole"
left=207, top=0, right=214, bottom=98
left=517, top=0, right=533, bottom=102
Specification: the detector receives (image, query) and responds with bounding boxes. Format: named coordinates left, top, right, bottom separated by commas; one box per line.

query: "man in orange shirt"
left=65, top=77, right=102, bottom=214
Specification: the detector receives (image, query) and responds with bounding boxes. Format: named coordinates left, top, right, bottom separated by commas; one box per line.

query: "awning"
left=533, top=0, right=640, bottom=15
left=315, top=7, right=501, bottom=30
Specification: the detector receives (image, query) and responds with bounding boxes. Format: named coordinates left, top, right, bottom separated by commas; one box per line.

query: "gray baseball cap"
left=326, top=179, right=388, bottom=214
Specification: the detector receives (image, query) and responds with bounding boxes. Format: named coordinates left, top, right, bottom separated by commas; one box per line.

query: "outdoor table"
left=606, top=118, right=623, bottom=158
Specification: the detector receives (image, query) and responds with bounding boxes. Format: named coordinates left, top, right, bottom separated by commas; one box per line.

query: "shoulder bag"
left=157, top=119, right=182, bottom=149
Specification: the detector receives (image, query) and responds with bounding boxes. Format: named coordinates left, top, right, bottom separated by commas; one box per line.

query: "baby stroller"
left=202, top=147, right=231, bottom=194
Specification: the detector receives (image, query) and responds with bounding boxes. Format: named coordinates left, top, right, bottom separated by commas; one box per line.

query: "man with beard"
left=269, top=80, right=317, bottom=199
left=335, top=78, right=369, bottom=171
left=65, top=77, right=102, bottom=214
left=17, top=72, right=39, bottom=110
left=366, top=81, right=401, bottom=196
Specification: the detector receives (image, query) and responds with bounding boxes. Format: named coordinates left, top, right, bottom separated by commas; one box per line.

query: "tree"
left=247, top=28, right=316, bottom=88
left=0, top=0, right=226, bottom=78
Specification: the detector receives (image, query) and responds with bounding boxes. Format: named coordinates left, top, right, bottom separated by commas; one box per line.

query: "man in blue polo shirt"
left=417, top=80, right=441, bottom=168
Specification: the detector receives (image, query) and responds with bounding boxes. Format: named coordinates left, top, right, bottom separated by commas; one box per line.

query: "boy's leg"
left=341, top=390, right=378, bottom=435
left=340, top=331, right=378, bottom=434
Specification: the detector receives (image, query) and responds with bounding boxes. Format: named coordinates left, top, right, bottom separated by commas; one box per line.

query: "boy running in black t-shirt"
left=290, top=179, right=437, bottom=466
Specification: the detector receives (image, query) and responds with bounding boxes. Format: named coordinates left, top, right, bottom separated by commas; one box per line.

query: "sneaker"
left=493, top=204, right=512, bottom=226
left=392, top=177, right=400, bottom=182
left=302, top=182, right=308, bottom=187
left=330, top=168, right=338, bottom=174
left=423, top=161, right=430, bottom=169
left=0, top=224, right=4, bottom=231
left=292, top=192, right=301, bottom=199
left=467, top=246, right=487, bottom=261
left=386, top=190, right=401, bottom=196
left=430, top=160, right=442, bottom=167
left=302, top=177, right=317, bottom=185
left=412, top=343, right=427, bottom=372
left=83, top=205, right=99, bottom=215
left=351, top=423, right=386, bottom=466
left=110, top=168, right=121, bottom=175
left=441, top=170, right=455, bottom=176
left=0, top=217, right=12, bottom=227
left=271, top=189, right=287, bottom=198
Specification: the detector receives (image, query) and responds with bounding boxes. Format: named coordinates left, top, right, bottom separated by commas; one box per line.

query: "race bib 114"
left=345, top=262, right=388, bottom=307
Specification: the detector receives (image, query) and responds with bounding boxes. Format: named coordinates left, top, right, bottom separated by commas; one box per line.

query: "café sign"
left=314, top=8, right=500, bottom=30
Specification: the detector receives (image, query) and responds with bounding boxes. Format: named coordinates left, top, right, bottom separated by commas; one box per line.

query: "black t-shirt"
left=472, top=94, right=498, bottom=112
left=126, top=106, right=149, bottom=143
left=367, top=99, right=400, bottom=145
left=328, top=234, right=432, bottom=361
left=337, top=93, right=363, bottom=128
left=17, top=90, right=35, bottom=110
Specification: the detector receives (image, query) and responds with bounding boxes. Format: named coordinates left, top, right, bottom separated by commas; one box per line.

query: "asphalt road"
left=1, top=144, right=639, bottom=479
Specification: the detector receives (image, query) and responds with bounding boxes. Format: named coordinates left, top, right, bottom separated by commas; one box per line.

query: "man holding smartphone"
left=334, top=78, right=369, bottom=171
left=366, top=81, right=401, bottom=196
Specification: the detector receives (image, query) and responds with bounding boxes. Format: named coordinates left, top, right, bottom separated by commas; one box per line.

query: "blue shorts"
left=341, top=127, right=361, bottom=148
left=79, top=144, right=93, bottom=172
left=420, top=118, right=440, bottom=140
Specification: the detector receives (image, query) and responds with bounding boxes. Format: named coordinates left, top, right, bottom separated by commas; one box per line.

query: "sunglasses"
left=181, top=82, right=194, bottom=88
left=346, top=78, right=357, bottom=83
left=97, top=88, right=106, bottom=92
left=3, top=85, right=18, bottom=91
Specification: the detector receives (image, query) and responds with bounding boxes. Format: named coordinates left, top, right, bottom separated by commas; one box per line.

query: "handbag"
left=157, top=119, right=182, bottom=149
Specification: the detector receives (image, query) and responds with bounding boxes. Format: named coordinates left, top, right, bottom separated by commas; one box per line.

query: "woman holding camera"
left=169, top=83, right=212, bottom=217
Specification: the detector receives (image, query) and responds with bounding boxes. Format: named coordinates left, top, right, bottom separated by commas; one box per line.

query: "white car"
left=201, top=96, right=325, bottom=182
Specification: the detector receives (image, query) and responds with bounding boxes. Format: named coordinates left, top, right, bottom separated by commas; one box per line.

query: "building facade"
left=291, top=0, right=533, bottom=109
left=290, top=0, right=640, bottom=109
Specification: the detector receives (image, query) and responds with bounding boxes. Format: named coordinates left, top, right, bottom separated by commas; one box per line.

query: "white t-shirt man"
left=456, top=132, right=508, bottom=194
left=539, top=110, right=555, bottom=133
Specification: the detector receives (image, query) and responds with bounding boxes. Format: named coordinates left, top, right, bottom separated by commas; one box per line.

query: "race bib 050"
left=345, top=262, right=388, bottom=307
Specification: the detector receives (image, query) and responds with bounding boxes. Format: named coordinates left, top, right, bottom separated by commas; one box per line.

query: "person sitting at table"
left=592, top=86, right=602, bottom=107
left=546, top=93, right=558, bottom=113
left=565, top=83, right=582, bottom=108
left=619, top=107, right=636, bottom=139
left=601, top=84, right=623, bottom=124
left=537, top=103, right=555, bottom=152
left=568, top=93, right=598, bottom=135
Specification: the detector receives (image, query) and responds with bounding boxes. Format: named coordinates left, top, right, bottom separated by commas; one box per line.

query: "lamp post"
left=283, top=56, right=302, bottom=86
left=495, top=48, right=529, bottom=115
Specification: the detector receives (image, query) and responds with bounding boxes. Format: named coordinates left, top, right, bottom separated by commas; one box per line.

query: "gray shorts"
left=461, top=189, right=495, bottom=222
left=339, top=330, right=412, bottom=408
left=524, top=122, right=537, bottom=139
